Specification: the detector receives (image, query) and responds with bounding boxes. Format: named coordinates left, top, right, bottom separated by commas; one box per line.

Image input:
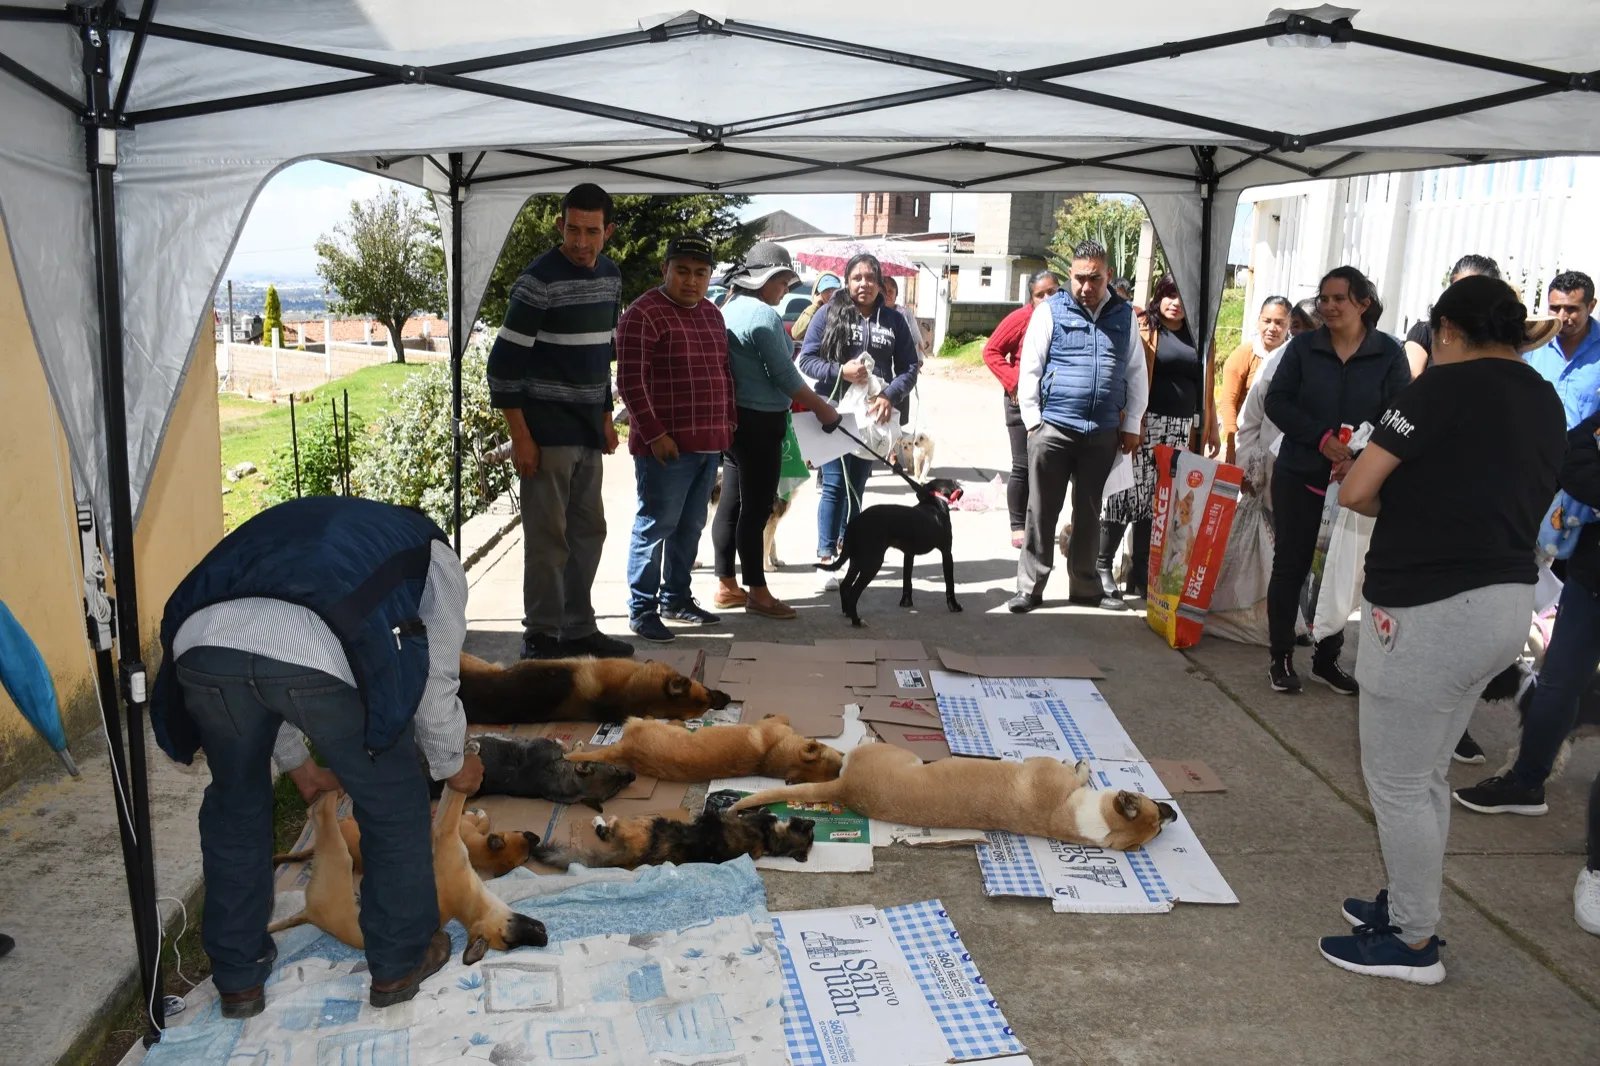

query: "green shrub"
left=938, top=331, right=986, bottom=357
left=262, top=283, right=284, bottom=347
left=266, top=405, right=364, bottom=501
left=350, top=347, right=513, bottom=530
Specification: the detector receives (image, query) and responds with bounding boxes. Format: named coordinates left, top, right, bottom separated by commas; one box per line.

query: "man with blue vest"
left=1009, top=240, right=1148, bottom=612
left=150, top=497, right=484, bottom=1018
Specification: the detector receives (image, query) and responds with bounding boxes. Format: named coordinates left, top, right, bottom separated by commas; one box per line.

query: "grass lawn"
left=219, top=363, right=427, bottom=530
left=934, top=333, right=990, bottom=368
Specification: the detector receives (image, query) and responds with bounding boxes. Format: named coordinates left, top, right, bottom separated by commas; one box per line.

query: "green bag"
left=777, top=414, right=810, bottom=499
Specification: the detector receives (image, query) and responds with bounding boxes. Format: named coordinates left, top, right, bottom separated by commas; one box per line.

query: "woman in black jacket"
left=1263, top=266, right=1412, bottom=695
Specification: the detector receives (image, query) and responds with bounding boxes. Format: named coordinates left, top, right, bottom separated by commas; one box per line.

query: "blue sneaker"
left=1341, top=889, right=1390, bottom=928
left=629, top=614, right=674, bottom=644
left=1319, top=924, right=1446, bottom=985
left=660, top=600, right=720, bottom=626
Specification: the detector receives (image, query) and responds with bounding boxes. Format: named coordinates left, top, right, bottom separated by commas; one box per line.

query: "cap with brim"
left=665, top=234, right=717, bottom=266
left=815, top=273, right=842, bottom=293
left=1519, top=315, right=1560, bottom=353
left=730, top=240, right=798, bottom=289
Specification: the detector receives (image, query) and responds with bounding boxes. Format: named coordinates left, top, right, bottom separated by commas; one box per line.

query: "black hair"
left=1145, top=275, right=1193, bottom=345
left=1071, top=240, right=1108, bottom=266
left=1450, top=254, right=1500, bottom=282
left=1291, top=297, right=1322, bottom=331
left=819, top=289, right=864, bottom=369
left=1550, top=270, right=1596, bottom=303
left=1430, top=274, right=1526, bottom=349
left=1032, top=269, right=1061, bottom=291
left=1260, top=295, right=1292, bottom=315
left=883, top=275, right=899, bottom=293
left=560, top=183, right=613, bottom=225
left=843, top=253, right=884, bottom=291
left=1110, top=276, right=1134, bottom=295
left=1319, top=265, right=1384, bottom=329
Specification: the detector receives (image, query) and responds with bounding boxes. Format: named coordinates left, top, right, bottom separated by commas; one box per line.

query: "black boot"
left=1096, top=522, right=1127, bottom=610
left=1126, top=520, right=1151, bottom=600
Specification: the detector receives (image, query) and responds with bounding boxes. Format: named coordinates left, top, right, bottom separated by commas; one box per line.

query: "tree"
left=262, top=283, right=284, bottom=347
left=479, top=194, right=760, bottom=326
left=1049, top=194, right=1168, bottom=286
left=315, top=187, right=446, bottom=365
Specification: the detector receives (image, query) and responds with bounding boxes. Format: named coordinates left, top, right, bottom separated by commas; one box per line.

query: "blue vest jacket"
left=150, top=497, right=447, bottom=763
left=1039, top=289, right=1133, bottom=434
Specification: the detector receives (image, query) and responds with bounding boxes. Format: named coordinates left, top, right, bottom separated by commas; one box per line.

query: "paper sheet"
left=793, top=409, right=857, bottom=466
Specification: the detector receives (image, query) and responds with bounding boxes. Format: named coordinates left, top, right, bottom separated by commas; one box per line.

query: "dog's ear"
left=573, top=762, right=594, bottom=776
left=486, top=833, right=505, bottom=852
left=665, top=675, right=691, bottom=698
left=1115, top=791, right=1145, bottom=823
left=799, top=740, right=825, bottom=762
left=462, top=935, right=491, bottom=966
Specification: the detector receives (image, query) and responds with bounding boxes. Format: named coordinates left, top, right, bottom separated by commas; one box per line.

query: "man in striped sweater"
left=487, top=183, right=634, bottom=660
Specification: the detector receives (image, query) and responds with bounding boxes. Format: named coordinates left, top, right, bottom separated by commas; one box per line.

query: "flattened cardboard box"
left=856, top=695, right=942, bottom=728
left=868, top=721, right=951, bottom=761
left=937, top=647, right=1103, bottom=679
left=814, top=638, right=927, bottom=661
left=732, top=685, right=850, bottom=738
left=727, top=640, right=874, bottom=663
left=853, top=660, right=940, bottom=698
left=641, top=647, right=705, bottom=680
left=1149, top=758, right=1226, bottom=793
left=718, top=657, right=877, bottom=688
left=702, top=655, right=728, bottom=686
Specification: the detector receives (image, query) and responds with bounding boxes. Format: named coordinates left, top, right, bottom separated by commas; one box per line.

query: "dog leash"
left=826, top=419, right=928, bottom=496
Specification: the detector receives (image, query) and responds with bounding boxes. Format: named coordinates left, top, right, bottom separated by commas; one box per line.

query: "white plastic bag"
left=1310, top=499, right=1374, bottom=642
left=835, top=375, right=901, bottom=460
left=1204, top=489, right=1274, bottom=645
left=1101, top=451, right=1134, bottom=501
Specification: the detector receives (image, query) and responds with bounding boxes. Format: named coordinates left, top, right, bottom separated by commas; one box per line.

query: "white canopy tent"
left=3, top=0, right=1598, bottom=1045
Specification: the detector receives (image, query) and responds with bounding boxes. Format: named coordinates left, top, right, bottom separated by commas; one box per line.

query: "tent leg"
left=449, top=153, right=464, bottom=554
left=81, top=18, right=165, bottom=1045
left=1194, top=147, right=1219, bottom=448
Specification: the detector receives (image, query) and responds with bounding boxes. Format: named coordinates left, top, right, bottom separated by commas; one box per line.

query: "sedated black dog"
left=428, top=733, right=637, bottom=810
left=817, top=476, right=964, bottom=627
left=1480, top=659, right=1600, bottom=776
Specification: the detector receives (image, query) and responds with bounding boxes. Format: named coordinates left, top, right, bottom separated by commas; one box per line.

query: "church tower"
left=853, top=192, right=929, bottom=236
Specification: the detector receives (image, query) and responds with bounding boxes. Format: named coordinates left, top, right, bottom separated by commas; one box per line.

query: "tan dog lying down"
left=270, top=786, right=548, bottom=964
left=566, top=714, right=843, bottom=784
left=273, top=805, right=539, bottom=880
left=733, top=744, right=1176, bottom=850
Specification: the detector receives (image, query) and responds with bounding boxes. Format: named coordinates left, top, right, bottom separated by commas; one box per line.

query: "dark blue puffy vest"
left=150, top=497, right=447, bottom=763
left=1038, top=289, right=1134, bottom=434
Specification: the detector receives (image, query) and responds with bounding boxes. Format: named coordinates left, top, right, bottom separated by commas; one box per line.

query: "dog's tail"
left=267, top=913, right=309, bottom=934
left=528, top=840, right=597, bottom=869
left=731, top=779, right=847, bottom=811
left=814, top=549, right=849, bottom=572
left=272, top=848, right=315, bottom=865
left=1482, top=660, right=1529, bottom=703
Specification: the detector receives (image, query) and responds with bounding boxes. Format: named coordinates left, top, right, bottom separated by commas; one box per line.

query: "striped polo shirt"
left=486, top=247, right=622, bottom=449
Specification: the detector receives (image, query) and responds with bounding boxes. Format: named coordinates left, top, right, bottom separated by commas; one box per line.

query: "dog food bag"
left=1146, top=445, right=1244, bottom=649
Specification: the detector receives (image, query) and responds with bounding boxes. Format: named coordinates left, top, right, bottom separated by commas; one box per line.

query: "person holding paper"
left=1320, top=275, right=1563, bottom=983
left=712, top=242, right=840, bottom=619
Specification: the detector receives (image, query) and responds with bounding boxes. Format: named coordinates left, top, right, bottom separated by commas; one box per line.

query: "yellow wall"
left=0, top=219, right=224, bottom=790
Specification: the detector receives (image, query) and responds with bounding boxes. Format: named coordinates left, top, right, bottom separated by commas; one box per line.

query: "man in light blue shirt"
left=1525, top=270, right=1600, bottom=428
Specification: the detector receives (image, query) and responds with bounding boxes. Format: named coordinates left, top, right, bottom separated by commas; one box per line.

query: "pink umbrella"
left=792, top=240, right=919, bottom=278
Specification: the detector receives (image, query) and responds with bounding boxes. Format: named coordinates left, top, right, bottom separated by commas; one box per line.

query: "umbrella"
left=791, top=239, right=920, bottom=279
left=0, top=599, right=79, bottom=775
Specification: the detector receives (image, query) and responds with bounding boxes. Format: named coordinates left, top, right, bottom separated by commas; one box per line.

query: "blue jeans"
left=628, top=452, right=720, bottom=619
left=816, top=454, right=873, bottom=559
left=174, top=646, right=438, bottom=991
left=1510, top=577, right=1600, bottom=789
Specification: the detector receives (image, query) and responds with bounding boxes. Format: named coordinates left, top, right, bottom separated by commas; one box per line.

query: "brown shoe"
left=370, top=930, right=452, bottom=1008
left=713, top=587, right=749, bottom=609
left=745, top=596, right=797, bottom=620
left=220, top=986, right=265, bottom=1019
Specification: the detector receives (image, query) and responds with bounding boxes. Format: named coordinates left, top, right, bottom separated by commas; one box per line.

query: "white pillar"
left=325, top=317, right=335, bottom=378
left=363, top=319, right=373, bottom=344
left=932, top=273, right=951, bottom=353
left=271, top=343, right=279, bottom=386
left=1134, top=219, right=1156, bottom=307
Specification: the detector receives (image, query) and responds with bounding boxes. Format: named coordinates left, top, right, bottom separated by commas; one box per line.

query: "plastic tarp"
left=4, top=1, right=1600, bottom=540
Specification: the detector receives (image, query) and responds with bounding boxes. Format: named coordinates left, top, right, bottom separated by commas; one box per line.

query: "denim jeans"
left=174, top=646, right=438, bottom=991
left=628, top=451, right=720, bottom=619
left=1510, top=577, right=1600, bottom=789
left=816, top=454, right=873, bottom=559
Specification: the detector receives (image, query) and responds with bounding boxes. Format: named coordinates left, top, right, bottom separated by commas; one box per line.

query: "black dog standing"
left=817, top=477, right=965, bottom=626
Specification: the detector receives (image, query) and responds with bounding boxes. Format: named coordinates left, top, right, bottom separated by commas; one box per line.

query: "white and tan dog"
left=894, top=432, right=936, bottom=482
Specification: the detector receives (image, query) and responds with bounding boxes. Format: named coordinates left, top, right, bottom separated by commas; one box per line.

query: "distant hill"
left=215, top=279, right=326, bottom=315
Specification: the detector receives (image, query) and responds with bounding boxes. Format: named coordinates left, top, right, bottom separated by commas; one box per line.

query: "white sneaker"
left=1577, top=868, right=1600, bottom=935
left=817, top=561, right=840, bottom=593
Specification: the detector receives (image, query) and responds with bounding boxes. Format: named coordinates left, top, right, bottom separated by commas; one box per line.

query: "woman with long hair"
left=1218, top=296, right=1292, bottom=465
left=797, top=252, right=920, bottom=580
left=982, top=268, right=1060, bottom=548
left=1098, top=275, right=1217, bottom=605
left=712, top=243, right=841, bottom=619
left=1319, top=276, right=1563, bottom=983
left=1264, top=266, right=1411, bottom=695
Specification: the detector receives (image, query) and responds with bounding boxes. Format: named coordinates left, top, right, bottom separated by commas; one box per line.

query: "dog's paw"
left=592, top=814, right=616, bottom=840
left=1073, top=758, right=1091, bottom=784
left=948, top=599, right=963, bottom=613
left=899, top=595, right=914, bottom=608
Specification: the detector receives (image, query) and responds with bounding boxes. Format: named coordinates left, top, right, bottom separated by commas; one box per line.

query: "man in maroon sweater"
left=616, top=235, right=736, bottom=644
left=982, top=269, right=1060, bottom=546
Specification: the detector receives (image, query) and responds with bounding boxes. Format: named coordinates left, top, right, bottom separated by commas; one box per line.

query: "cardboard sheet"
left=932, top=671, right=1142, bottom=763
left=729, top=641, right=876, bottom=663
left=870, top=821, right=987, bottom=848
left=816, top=638, right=928, bottom=660
left=703, top=654, right=728, bottom=686
left=1149, top=758, right=1226, bottom=794
left=642, top=647, right=705, bottom=680
left=853, top=659, right=939, bottom=698
left=856, top=695, right=942, bottom=729
left=720, top=657, right=877, bottom=688
left=735, top=687, right=850, bottom=738
left=869, top=722, right=952, bottom=761
left=774, top=900, right=1026, bottom=1065
left=937, top=647, right=1103, bottom=679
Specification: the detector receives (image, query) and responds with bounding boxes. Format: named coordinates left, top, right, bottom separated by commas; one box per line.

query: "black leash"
left=825, top=418, right=926, bottom=495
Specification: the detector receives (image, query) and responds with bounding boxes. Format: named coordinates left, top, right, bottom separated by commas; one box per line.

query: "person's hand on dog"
left=867, top=395, right=893, bottom=424
left=512, top=435, right=540, bottom=477
left=1119, top=431, right=1141, bottom=455
left=444, top=751, right=485, bottom=796
left=288, top=761, right=341, bottom=803
left=650, top=434, right=680, bottom=465
left=841, top=358, right=870, bottom=385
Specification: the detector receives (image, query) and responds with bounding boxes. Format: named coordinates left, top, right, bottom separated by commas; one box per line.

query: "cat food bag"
left=1146, top=445, right=1245, bottom=649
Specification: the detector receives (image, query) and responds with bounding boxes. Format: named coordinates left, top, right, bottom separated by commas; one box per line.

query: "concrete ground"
left=463, top=367, right=1600, bottom=1065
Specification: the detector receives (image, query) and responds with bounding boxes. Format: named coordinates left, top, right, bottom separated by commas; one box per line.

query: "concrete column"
left=271, top=343, right=279, bottom=386
left=363, top=319, right=373, bottom=344
left=1134, top=219, right=1156, bottom=306
left=325, top=317, right=334, bottom=378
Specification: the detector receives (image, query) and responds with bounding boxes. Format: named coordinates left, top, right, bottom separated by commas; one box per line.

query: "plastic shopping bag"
left=1305, top=485, right=1375, bottom=643
left=776, top=415, right=810, bottom=500
left=835, top=376, right=901, bottom=460
left=1203, top=488, right=1274, bottom=645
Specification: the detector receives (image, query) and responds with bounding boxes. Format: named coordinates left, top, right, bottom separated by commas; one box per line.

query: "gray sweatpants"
left=519, top=445, right=606, bottom=642
left=1355, top=583, right=1531, bottom=942
left=1016, top=422, right=1120, bottom=601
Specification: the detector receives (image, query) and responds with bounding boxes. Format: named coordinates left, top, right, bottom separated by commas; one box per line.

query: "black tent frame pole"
left=80, top=14, right=165, bottom=1045
left=449, top=153, right=465, bottom=554
left=1193, top=146, right=1219, bottom=449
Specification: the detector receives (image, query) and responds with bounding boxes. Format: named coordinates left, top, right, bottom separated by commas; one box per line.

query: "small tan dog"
left=732, top=744, right=1176, bottom=850
left=566, top=714, right=842, bottom=784
left=270, top=785, right=548, bottom=964
left=894, top=432, right=936, bottom=481
left=274, top=805, right=538, bottom=880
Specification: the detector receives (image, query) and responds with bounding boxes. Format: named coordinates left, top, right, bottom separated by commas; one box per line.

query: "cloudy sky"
left=223, top=160, right=983, bottom=281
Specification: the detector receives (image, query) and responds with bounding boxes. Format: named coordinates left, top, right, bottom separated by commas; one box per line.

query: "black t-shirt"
left=1405, top=320, right=1433, bottom=370
left=1362, top=359, right=1565, bottom=607
left=1147, top=324, right=1203, bottom=419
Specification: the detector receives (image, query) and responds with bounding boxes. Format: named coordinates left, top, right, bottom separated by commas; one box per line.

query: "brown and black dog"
left=270, top=786, right=548, bottom=964
left=733, top=745, right=1176, bottom=851
left=532, top=807, right=815, bottom=870
left=565, top=715, right=843, bottom=784
left=274, top=803, right=539, bottom=880
left=459, top=652, right=732, bottom=724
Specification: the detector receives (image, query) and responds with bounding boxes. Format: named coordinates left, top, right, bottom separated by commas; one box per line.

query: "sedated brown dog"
left=274, top=803, right=539, bottom=880
left=565, top=714, right=843, bottom=784
left=733, top=744, right=1176, bottom=850
left=459, top=652, right=732, bottom=724
left=270, top=786, right=548, bottom=964
left=532, top=807, right=815, bottom=870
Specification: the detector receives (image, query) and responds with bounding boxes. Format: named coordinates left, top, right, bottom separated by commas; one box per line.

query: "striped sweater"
left=486, top=247, right=621, bottom=449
